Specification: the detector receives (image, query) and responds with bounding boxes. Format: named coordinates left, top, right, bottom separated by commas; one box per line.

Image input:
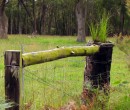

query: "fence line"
left=4, top=44, right=114, bottom=110
left=23, top=59, right=84, bottom=109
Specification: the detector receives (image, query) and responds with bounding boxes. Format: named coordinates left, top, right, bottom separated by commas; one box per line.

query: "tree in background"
left=119, top=0, right=127, bottom=34
left=76, top=0, right=86, bottom=42
left=1, top=0, right=130, bottom=37
left=0, top=0, right=8, bottom=38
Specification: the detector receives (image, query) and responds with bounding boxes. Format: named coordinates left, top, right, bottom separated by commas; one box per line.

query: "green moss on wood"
left=22, top=45, right=99, bottom=67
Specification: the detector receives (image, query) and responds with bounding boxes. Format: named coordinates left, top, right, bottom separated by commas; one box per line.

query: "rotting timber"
left=82, top=42, right=114, bottom=107
left=84, top=42, right=114, bottom=98
left=84, top=42, right=114, bottom=90
left=22, top=45, right=100, bottom=67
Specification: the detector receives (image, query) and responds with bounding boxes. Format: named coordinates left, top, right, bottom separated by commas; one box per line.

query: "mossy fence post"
left=4, top=50, right=23, bottom=110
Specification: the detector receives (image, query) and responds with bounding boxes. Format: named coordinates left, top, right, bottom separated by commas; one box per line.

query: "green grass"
left=0, top=35, right=130, bottom=110
left=89, top=11, right=109, bottom=43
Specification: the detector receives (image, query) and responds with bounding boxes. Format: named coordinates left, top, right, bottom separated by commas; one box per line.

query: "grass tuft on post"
left=89, top=11, right=109, bottom=43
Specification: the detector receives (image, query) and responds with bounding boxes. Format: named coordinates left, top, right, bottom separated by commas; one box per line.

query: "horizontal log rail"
left=22, top=45, right=100, bottom=67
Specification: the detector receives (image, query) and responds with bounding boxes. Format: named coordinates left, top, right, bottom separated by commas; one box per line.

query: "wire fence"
left=23, top=56, right=85, bottom=109
left=0, top=43, right=130, bottom=110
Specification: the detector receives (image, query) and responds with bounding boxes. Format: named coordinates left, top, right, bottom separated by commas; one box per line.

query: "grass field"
left=0, top=35, right=130, bottom=110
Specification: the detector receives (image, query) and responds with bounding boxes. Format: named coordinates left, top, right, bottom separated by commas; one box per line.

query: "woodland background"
left=0, top=0, right=130, bottom=41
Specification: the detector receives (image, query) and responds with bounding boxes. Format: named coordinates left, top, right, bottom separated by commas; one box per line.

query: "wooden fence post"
left=84, top=43, right=114, bottom=90
left=83, top=43, right=114, bottom=106
left=4, top=50, right=23, bottom=110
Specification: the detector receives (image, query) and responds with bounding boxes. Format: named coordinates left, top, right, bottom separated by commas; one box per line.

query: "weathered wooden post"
left=83, top=42, right=114, bottom=105
left=84, top=43, right=114, bottom=89
left=4, top=50, right=23, bottom=110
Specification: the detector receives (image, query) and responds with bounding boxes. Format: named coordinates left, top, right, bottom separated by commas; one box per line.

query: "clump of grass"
left=89, top=11, right=109, bottom=43
left=98, top=12, right=109, bottom=42
left=89, top=23, right=99, bottom=42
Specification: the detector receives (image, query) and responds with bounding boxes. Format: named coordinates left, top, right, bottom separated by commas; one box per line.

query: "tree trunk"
left=120, top=2, right=125, bottom=35
left=48, top=7, right=53, bottom=34
left=10, top=10, right=13, bottom=34
left=40, top=3, right=46, bottom=35
left=0, top=1, right=8, bottom=39
left=18, top=0, right=22, bottom=34
left=32, top=0, right=37, bottom=35
left=76, top=0, right=86, bottom=42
